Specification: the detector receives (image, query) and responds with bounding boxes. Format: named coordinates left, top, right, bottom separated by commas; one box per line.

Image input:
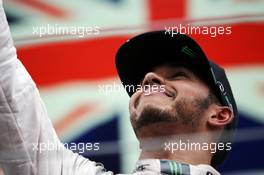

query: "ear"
left=208, top=106, right=234, bottom=127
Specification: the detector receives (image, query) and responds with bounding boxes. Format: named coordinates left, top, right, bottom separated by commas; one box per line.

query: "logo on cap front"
left=181, top=46, right=197, bottom=58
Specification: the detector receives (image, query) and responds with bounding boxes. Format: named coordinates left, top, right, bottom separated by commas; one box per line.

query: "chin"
left=135, top=102, right=166, bottom=119
left=131, top=103, right=177, bottom=134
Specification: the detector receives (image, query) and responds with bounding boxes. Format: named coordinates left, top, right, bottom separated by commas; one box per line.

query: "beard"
left=131, top=94, right=212, bottom=134
left=133, top=105, right=176, bottom=131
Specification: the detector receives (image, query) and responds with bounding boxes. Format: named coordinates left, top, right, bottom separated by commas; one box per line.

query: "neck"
left=137, top=131, right=213, bottom=165
left=136, top=123, right=214, bottom=165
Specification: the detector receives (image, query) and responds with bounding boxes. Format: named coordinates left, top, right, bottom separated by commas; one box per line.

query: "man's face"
left=129, top=63, right=213, bottom=137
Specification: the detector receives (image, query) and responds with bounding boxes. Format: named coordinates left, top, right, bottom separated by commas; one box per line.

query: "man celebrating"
left=0, top=1, right=237, bottom=174
left=115, top=31, right=238, bottom=174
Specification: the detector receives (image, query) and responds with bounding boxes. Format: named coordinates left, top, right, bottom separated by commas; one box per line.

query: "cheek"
left=169, top=84, right=209, bottom=113
left=176, top=83, right=209, bottom=101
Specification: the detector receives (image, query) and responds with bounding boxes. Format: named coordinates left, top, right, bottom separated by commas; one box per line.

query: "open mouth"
left=143, top=86, right=175, bottom=98
left=164, top=89, right=175, bottom=98
left=132, top=85, right=176, bottom=110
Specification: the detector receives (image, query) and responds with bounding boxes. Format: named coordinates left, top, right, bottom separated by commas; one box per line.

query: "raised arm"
left=0, top=1, right=111, bottom=174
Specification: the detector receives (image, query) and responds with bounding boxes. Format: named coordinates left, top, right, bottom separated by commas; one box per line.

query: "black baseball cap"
left=115, top=30, right=238, bottom=166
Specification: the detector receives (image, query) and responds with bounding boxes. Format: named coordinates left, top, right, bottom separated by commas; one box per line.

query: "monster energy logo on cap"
left=181, top=46, right=198, bottom=58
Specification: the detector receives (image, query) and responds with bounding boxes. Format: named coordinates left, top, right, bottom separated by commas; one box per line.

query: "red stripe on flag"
left=17, top=23, right=264, bottom=87
left=54, top=104, right=95, bottom=136
left=17, top=36, right=128, bottom=87
left=190, top=23, right=264, bottom=66
left=148, top=0, right=186, bottom=21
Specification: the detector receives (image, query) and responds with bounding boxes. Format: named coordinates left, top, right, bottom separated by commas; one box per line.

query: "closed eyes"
left=170, top=71, right=188, bottom=80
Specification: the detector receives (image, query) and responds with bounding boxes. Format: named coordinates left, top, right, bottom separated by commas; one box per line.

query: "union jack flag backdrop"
left=3, top=0, right=264, bottom=174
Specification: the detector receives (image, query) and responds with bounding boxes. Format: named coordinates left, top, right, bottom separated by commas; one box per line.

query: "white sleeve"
left=0, top=1, right=112, bottom=175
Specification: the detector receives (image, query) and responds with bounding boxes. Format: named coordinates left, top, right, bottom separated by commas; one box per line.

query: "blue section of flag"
left=5, top=11, right=22, bottom=25
left=103, top=0, right=122, bottom=4
left=219, top=113, right=264, bottom=173
left=69, top=114, right=121, bottom=173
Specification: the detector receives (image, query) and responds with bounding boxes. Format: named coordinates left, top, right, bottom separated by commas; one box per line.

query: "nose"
left=142, top=72, right=164, bottom=86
